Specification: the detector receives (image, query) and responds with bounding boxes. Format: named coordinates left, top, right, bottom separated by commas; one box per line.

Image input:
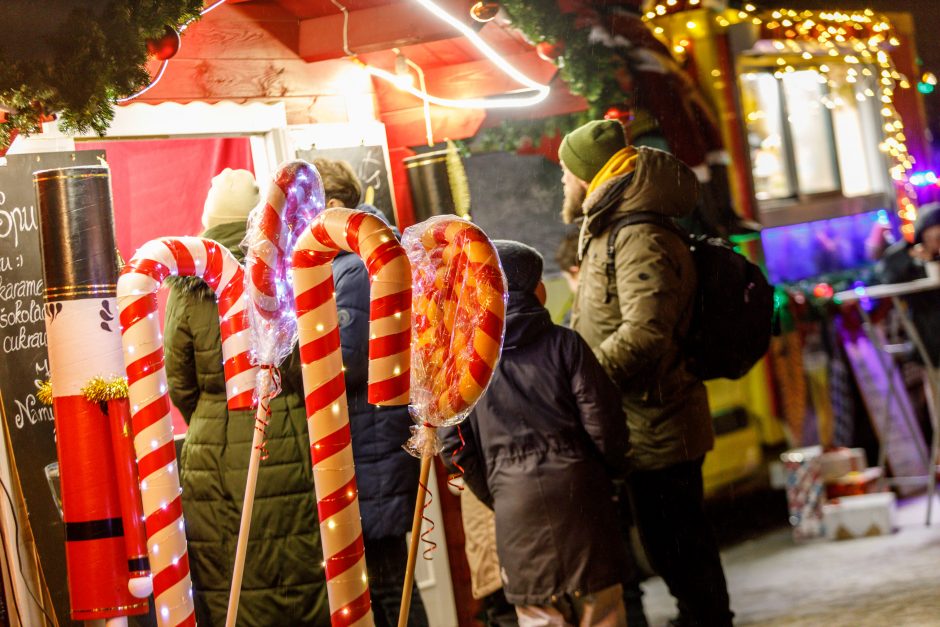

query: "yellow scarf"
left=587, top=147, right=638, bottom=196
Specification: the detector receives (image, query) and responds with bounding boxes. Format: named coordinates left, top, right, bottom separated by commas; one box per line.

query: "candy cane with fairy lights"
left=117, top=237, right=257, bottom=627
left=292, top=208, right=412, bottom=625
left=227, top=160, right=325, bottom=627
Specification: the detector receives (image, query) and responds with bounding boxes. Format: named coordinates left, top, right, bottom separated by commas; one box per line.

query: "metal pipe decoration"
left=33, top=166, right=151, bottom=621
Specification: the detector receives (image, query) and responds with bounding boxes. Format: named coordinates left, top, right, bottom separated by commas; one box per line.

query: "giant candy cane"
left=227, top=160, right=325, bottom=626
left=292, top=208, right=412, bottom=625
left=117, top=237, right=257, bottom=627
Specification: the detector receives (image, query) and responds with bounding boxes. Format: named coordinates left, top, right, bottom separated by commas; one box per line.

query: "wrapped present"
left=825, top=467, right=883, bottom=499
left=820, top=447, right=868, bottom=483
left=823, top=492, right=896, bottom=540
left=780, top=446, right=826, bottom=540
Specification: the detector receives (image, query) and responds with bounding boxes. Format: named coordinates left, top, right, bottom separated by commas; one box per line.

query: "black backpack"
left=604, top=212, right=774, bottom=381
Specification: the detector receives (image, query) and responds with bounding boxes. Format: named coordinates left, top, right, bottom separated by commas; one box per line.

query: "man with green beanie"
left=560, top=119, right=734, bottom=627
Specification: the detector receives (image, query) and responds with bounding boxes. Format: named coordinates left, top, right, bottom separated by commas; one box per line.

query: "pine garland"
left=498, top=0, right=624, bottom=116
left=0, top=0, right=203, bottom=149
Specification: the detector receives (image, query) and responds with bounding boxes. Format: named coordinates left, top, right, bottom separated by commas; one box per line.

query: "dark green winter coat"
left=164, top=221, right=329, bottom=626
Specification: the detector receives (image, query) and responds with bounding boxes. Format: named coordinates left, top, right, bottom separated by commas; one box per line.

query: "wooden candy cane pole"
left=399, top=216, right=507, bottom=627
left=117, top=237, right=257, bottom=627
left=227, top=160, right=325, bottom=627
left=292, top=208, right=412, bottom=626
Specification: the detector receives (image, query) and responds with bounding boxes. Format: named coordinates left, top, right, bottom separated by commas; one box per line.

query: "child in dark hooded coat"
left=442, top=240, right=631, bottom=627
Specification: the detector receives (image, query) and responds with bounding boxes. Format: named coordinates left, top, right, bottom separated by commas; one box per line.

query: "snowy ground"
left=641, top=495, right=940, bottom=626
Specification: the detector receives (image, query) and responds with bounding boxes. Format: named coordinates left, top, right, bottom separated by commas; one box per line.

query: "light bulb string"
left=334, top=0, right=550, bottom=109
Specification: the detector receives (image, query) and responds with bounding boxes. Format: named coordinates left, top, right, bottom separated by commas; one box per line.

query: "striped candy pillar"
left=117, top=237, right=257, bottom=627
left=292, top=208, right=412, bottom=626
left=34, top=166, right=151, bottom=621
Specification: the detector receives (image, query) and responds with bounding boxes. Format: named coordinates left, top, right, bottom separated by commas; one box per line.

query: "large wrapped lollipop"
left=227, top=160, right=325, bottom=626
left=398, top=215, right=507, bottom=626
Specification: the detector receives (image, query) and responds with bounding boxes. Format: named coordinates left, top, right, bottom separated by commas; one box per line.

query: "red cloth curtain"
left=78, top=137, right=255, bottom=433
left=78, top=137, right=254, bottom=257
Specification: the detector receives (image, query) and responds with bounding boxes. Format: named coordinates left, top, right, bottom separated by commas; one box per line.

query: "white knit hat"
left=201, top=168, right=260, bottom=229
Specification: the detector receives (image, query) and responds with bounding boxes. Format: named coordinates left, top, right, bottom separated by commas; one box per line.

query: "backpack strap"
left=604, top=211, right=684, bottom=303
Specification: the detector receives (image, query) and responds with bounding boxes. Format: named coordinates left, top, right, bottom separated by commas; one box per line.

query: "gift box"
left=825, top=467, right=883, bottom=499
left=820, top=447, right=867, bottom=483
left=780, top=446, right=826, bottom=540
left=823, top=492, right=896, bottom=540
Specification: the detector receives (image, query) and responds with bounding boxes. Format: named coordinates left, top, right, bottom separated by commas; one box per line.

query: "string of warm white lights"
left=644, top=4, right=920, bottom=222
left=116, top=0, right=228, bottom=104
left=346, top=0, right=551, bottom=109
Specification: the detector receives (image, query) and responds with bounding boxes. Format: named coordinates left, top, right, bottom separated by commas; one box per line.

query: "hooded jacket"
left=164, top=221, right=329, bottom=626
left=442, top=292, right=629, bottom=606
left=571, top=146, right=714, bottom=471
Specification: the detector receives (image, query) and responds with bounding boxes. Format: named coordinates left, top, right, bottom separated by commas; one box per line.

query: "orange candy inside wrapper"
left=402, top=216, right=508, bottom=457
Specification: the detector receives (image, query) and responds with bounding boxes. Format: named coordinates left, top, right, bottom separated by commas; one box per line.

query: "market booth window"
left=740, top=67, right=888, bottom=205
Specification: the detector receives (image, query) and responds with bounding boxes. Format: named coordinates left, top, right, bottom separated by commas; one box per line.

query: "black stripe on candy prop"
left=64, top=517, right=124, bottom=542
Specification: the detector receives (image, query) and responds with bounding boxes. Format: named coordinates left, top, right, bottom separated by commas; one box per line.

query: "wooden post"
left=398, top=453, right=433, bottom=627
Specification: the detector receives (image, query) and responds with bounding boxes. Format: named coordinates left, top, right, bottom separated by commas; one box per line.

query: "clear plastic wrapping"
left=242, top=160, right=325, bottom=369
left=402, top=215, right=508, bottom=456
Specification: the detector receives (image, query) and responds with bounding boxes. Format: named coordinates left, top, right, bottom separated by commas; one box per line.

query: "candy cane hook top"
left=292, top=208, right=412, bottom=625
left=294, top=208, right=412, bottom=405
left=117, top=236, right=257, bottom=627
left=246, top=160, right=326, bottom=334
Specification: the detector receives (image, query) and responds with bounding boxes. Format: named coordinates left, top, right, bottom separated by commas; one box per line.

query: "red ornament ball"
left=470, top=1, right=500, bottom=23
left=536, top=40, right=565, bottom=62
left=812, top=283, right=834, bottom=299
left=146, top=25, right=181, bottom=61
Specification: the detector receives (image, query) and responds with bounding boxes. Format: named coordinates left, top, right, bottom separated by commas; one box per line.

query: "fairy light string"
left=644, top=4, right=922, bottom=224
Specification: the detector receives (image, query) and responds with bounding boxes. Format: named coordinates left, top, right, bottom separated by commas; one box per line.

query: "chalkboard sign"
left=0, top=150, right=104, bottom=625
left=296, top=145, right=397, bottom=226
left=464, top=153, right=568, bottom=275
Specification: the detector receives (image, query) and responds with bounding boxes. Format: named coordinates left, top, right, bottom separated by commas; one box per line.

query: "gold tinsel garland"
left=35, top=376, right=129, bottom=405
left=445, top=139, right=471, bottom=219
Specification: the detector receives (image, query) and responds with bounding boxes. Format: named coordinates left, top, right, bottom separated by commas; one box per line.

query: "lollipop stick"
left=399, top=453, right=433, bottom=627
left=226, top=372, right=272, bottom=627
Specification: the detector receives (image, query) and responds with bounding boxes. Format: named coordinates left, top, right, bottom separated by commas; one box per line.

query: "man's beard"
left=561, top=184, right=587, bottom=225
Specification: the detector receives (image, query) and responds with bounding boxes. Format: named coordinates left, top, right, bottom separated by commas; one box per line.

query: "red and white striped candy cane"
left=292, top=208, right=412, bottom=626
left=226, top=160, right=325, bottom=626
left=246, top=159, right=324, bottom=324
left=117, top=237, right=257, bottom=627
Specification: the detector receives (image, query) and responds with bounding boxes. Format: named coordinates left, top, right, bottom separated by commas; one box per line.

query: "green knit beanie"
left=559, top=120, right=627, bottom=182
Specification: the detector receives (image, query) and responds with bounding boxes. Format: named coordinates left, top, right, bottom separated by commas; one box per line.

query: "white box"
left=820, top=447, right=867, bottom=483
left=822, top=492, right=896, bottom=541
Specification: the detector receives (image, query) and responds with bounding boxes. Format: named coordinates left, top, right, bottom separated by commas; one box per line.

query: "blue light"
left=877, top=209, right=890, bottom=226
left=909, top=170, right=938, bottom=187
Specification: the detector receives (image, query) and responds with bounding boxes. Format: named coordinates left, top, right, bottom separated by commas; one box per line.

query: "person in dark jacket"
left=442, top=240, right=630, bottom=627
left=164, top=169, right=329, bottom=625
left=313, top=158, right=428, bottom=627
left=875, top=202, right=940, bottom=366
left=560, top=120, right=733, bottom=627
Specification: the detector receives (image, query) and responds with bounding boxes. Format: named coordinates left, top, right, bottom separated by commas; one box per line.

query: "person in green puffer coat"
left=164, top=169, right=329, bottom=626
